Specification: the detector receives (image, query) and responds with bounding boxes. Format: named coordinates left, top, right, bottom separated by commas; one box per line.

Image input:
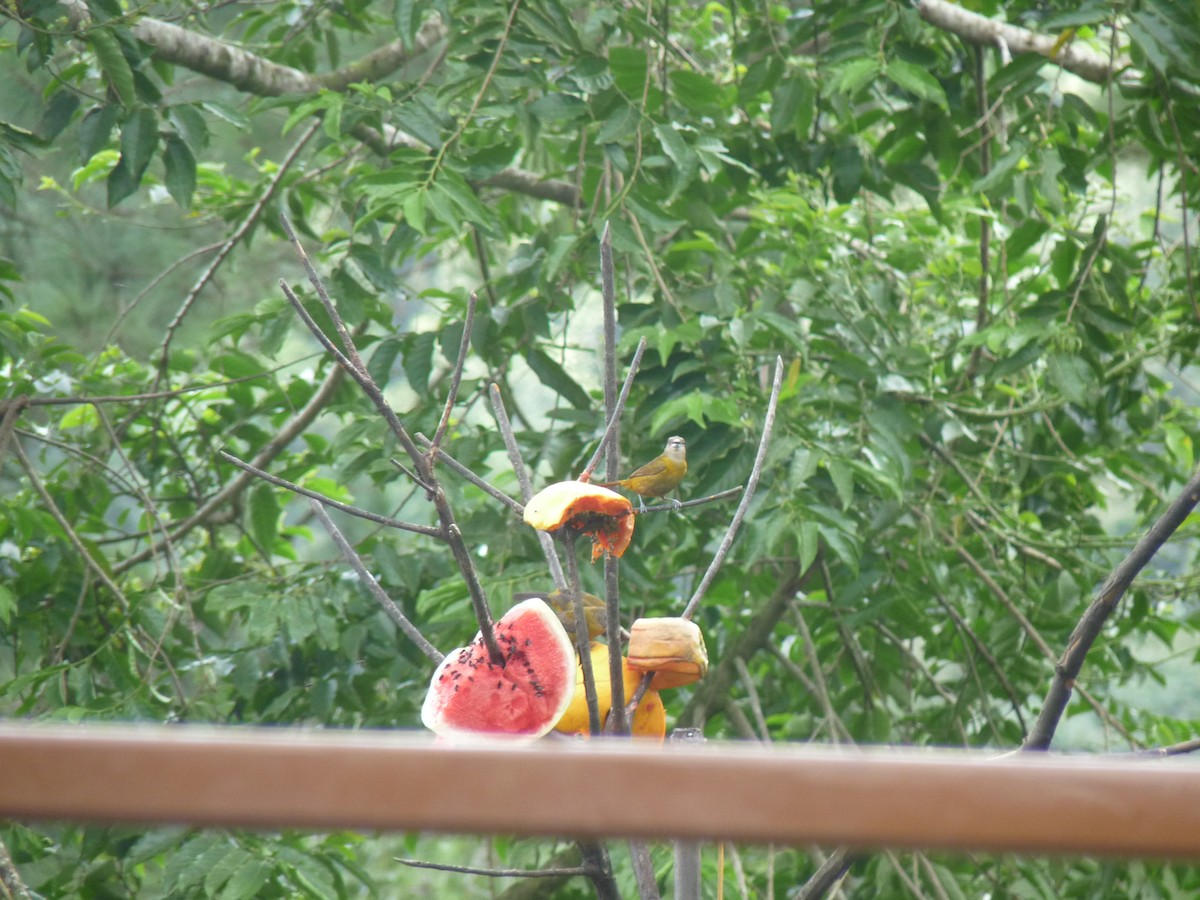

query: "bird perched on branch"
left=599, top=436, right=687, bottom=510
left=514, top=589, right=607, bottom=639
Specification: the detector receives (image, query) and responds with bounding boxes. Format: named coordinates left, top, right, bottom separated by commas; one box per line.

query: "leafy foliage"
left=3, top=0, right=1200, bottom=895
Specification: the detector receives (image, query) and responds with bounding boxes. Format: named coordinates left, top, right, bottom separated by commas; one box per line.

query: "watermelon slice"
left=420, top=597, right=576, bottom=739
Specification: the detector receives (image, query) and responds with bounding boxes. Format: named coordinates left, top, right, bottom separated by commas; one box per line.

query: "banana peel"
left=626, top=617, right=708, bottom=689
left=553, top=642, right=666, bottom=740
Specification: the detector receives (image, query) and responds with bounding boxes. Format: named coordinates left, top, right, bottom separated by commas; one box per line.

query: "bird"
left=514, top=589, right=607, bottom=639
left=598, top=436, right=687, bottom=510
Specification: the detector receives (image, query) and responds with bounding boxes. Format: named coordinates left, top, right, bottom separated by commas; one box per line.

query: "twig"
left=0, top=396, right=27, bottom=469
left=600, top=221, right=618, bottom=472
left=387, top=458, right=436, bottom=495
left=682, top=356, right=784, bottom=620
left=220, top=451, right=440, bottom=536
left=793, top=850, right=856, bottom=900
left=599, top=223, right=627, bottom=734
left=733, top=656, right=770, bottom=741
left=1162, top=91, right=1198, bottom=320
left=278, top=223, right=501, bottom=666
left=1137, top=737, right=1200, bottom=758
left=425, top=0, right=521, bottom=185
left=488, top=384, right=536, bottom=503
left=578, top=338, right=648, bottom=481
left=413, top=437, right=524, bottom=515
left=431, top=291, right=478, bottom=449
left=627, top=840, right=661, bottom=900
left=0, top=835, right=33, bottom=900
left=309, top=501, right=443, bottom=663
left=115, top=362, right=346, bottom=574
left=563, top=533, right=603, bottom=736
left=282, top=217, right=367, bottom=370
left=394, top=857, right=586, bottom=878
left=485, top=387, right=567, bottom=589
left=638, top=487, right=741, bottom=514
left=946, top=533, right=1056, bottom=663
left=787, top=601, right=839, bottom=737
left=14, top=439, right=131, bottom=612
left=154, top=120, right=321, bottom=382
left=1025, top=463, right=1200, bottom=750
left=933, top=593, right=1027, bottom=733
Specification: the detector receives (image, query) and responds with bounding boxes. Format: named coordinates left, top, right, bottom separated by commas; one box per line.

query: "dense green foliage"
left=3, top=0, right=1200, bottom=895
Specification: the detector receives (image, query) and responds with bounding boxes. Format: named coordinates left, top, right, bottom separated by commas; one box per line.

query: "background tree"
left=2, top=0, right=1200, bottom=896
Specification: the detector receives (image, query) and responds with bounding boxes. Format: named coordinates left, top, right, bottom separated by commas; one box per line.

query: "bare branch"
left=309, top=501, right=443, bottom=663
left=1025, top=463, right=1200, bottom=750
left=278, top=226, right=502, bottom=665
left=115, top=362, right=347, bottom=574
left=916, top=0, right=1132, bottom=85
left=1138, top=737, right=1200, bottom=758
left=413, top=437, right=524, bottom=515
left=599, top=221, right=626, bottom=733
left=563, top=534, right=603, bottom=736
left=317, top=19, right=447, bottom=91
left=486, top=385, right=567, bottom=589
left=394, top=857, right=586, bottom=878
left=481, top=168, right=581, bottom=208
left=388, top=457, right=436, bottom=495
left=0, top=396, right=27, bottom=469
left=154, top=121, right=321, bottom=383
left=0, top=834, right=33, bottom=900
left=432, top=292, right=478, bottom=450
left=640, top=487, right=741, bottom=514
left=578, top=337, right=648, bottom=481
left=14, top=440, right=130, bottom=611
left=488, top=384, right=536, bottom=503
left=220, top=451, right=440, bottom=536
left=281, top=216, right=367, bottom=371
left=682, top=357, right=784, bottom=620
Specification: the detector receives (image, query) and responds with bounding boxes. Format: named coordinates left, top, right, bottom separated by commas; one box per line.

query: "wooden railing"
left=1, top=722, right=1198, bottom=858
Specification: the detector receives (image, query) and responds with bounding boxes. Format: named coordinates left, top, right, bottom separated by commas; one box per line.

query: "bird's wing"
left=626, top=459, right=668, bottom=480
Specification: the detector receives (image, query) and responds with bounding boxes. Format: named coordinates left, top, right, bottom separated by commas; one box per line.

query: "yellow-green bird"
left=599, top=436, right=687, bottom=509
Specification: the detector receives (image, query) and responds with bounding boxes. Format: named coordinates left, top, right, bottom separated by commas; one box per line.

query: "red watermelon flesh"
left=421, top=597, right=576, bottom=738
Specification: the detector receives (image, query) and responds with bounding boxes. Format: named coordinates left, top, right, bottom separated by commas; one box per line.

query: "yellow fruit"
left=553, top=642, right=666, bottom=740
left=626, top=617, right=708, bottom=689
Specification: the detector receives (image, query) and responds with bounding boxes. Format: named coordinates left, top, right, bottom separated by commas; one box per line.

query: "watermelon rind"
left=421, top=597, right=577, bottom=739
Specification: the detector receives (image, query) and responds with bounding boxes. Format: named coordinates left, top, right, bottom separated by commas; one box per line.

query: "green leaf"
left=219, top=859, right=272, bottom=900
left=394, top=0, right=416, bottom=46
left=796, top=520, right=820, bottom=573
left=88, top=26, right=135, bottom=108
left=524, top=348, right=591, bottom=408
left=886, top=59, right=949, bottom=110
left=653, top=123, right=698, bottom=198
left=162, top=133, right=196, bottom=209
left=37, top=91, right=80, bottom=141
left=368, top=335, right=403, bottom=386
left=78, top=104, right=119, bottom=163
left=1047, top=353, right=1091, bottom=406
left=670, top=69, right=727, bottom=115
left=596, top=102, right=640, bottom=144
left=403, top=331, right=436, bottom=391
left=395, top=95, right=446, bottom=147
left=0, top=584, right=15, bottom=626
left=205, top=847, right=254, bottom=896
left=771, top=76, right=812, bottom=137
left=826, top=458, right=855, bottom=510
left=249, top=483, right=282, bottom=554
left=106, top=107, right=158, bottom=207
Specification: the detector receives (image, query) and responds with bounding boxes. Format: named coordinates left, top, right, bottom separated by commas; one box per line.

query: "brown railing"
left=2, top=722, right=1198, bottom=858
